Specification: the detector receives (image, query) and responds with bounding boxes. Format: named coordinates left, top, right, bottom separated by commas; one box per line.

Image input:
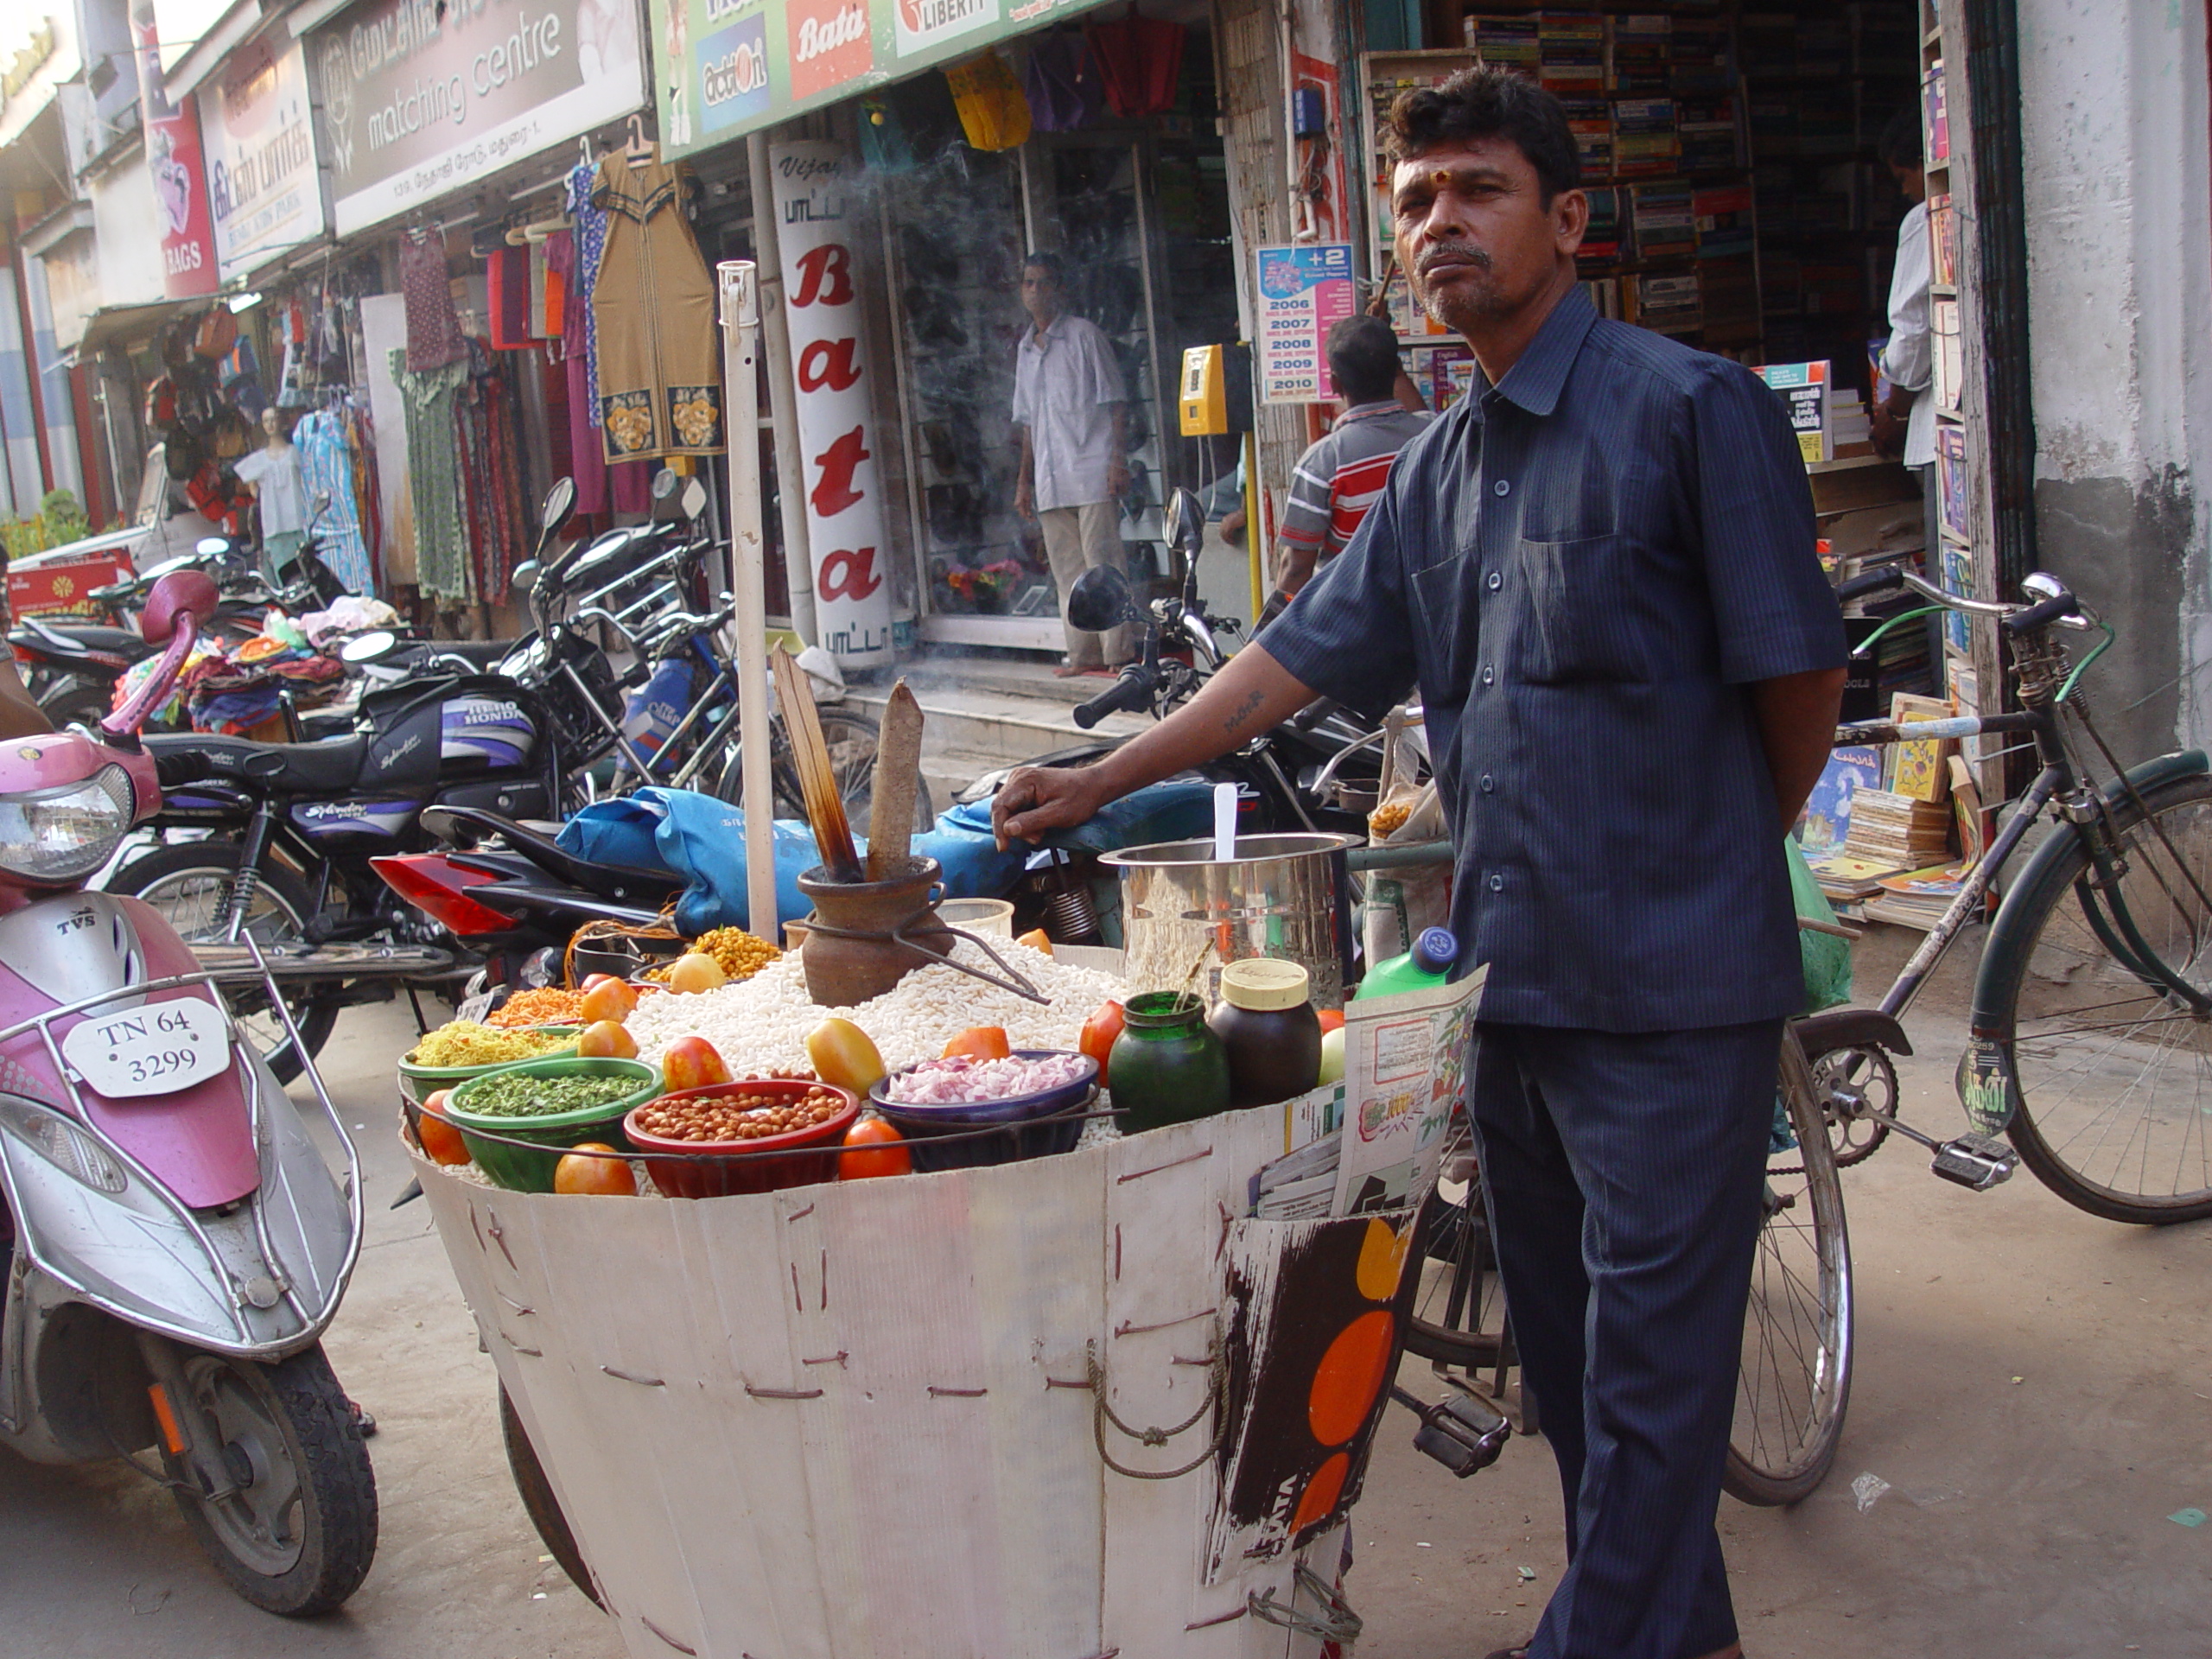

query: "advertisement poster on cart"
left=1255, top=243, right=1357, bottom=405
left=200, top=41, right=327, bottom=284
left=768, top=139, right=895, bottom=666
left=309, top=0, right=645, bottom=238
left=1331, top=965, right=1483, bottom=1216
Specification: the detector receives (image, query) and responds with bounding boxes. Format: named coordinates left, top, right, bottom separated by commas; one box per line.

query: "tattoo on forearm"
left=1222, top=687, right=1265, bottom=734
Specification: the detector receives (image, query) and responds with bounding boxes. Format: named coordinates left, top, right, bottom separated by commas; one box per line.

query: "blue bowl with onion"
left=868, top=1048, right=1098, bottom=1172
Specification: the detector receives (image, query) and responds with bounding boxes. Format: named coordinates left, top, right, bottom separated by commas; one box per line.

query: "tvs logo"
left=698, top=15, right=773, bottom=132
left=786, top=0, right=872, bottom=100
left=892, top=0, right=996, bottom=56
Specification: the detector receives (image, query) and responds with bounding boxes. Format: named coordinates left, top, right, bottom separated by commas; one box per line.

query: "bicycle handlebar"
left=2005, top=590, right=2083, bottom=636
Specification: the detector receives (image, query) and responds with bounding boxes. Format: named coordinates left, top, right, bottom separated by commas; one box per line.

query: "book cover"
left=1802, top=744, right=1884, bottom=854
left=1929, top=194, right=1959, bottom=285
left=1924, top=60, right=1950, bottom=164
left=1936, top=421, right=1970, bottom=542
left=1931, top=296, right=1962, bottom=412
left=1887, top=691, right=1954, bottom=803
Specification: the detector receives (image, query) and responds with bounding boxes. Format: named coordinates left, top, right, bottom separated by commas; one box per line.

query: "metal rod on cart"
left=719, top=260, right=779, bottom=942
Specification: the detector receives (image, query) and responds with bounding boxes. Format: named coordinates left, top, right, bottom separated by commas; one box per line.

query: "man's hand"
left=1107, top=458, right=1130, bottom=498
left=993, top=764, right=1111, bottom=849
left=1869, top=404, right=1904, bottom=457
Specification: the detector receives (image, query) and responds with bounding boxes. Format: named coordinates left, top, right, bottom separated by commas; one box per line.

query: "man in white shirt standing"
left=1011, top=252, right=1133, bottom=676
left=1872, top=111, right=1935, bottom=538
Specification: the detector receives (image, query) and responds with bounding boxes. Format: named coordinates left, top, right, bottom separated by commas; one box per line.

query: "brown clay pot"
left=796, top=855, right=957, bottom=1007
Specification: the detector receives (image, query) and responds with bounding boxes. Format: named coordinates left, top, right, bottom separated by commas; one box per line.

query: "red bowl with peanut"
left=623, top=1078, right=860, bottom=1198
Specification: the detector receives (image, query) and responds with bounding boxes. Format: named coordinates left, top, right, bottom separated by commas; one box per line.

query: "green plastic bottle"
left=1354, top=927, right=1459, bottom=1001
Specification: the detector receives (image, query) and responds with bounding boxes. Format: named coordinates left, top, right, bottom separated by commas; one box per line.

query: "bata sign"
left=769, top=140, right=893, bottom=667
left=310, top=0, right=645, bottom=237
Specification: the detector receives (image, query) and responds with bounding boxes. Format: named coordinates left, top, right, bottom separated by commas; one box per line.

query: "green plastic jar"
left=1108, top=991, right=1232, bottom=1133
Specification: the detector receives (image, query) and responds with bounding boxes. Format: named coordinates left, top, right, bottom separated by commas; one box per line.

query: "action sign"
left=1255, top=244, right=1356, bottom=405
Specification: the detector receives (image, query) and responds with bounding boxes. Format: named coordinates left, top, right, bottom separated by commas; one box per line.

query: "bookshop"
left=1377, top=0, right=2007, bottom=924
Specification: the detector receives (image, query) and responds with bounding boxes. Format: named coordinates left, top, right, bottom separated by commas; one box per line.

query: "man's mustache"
left=1417, top=247, right=1493, bottom=276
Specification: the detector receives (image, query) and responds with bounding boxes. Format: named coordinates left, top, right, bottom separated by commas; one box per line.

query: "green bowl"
left=397, top=1028, right=582, bottom=1105
left=445, top=1056, right=661, bottom=1192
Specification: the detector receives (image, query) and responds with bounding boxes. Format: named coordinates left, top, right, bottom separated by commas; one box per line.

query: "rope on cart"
left=1086, top=1337, right=1225, bottom=1480
left=1248, top=1564, right=1364, bottom=1645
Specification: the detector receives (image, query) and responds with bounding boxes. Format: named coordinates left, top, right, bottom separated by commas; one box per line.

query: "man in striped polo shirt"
left=1260, top=315, right=1432, bottom=626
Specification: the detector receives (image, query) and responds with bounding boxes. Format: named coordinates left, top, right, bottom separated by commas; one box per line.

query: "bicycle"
left=1799, top=565, right=2212, bottom=1226
left=1398, top=1027, right=1850, bottom=1508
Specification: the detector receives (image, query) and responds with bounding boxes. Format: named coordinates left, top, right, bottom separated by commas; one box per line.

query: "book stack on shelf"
left=1565, top=95, right=1616, bottom=177
left=1693, top=182, right=1754, bottom=257
left=1462, top=13, right=1539, bottom=70
left=1612, top=95, right=1681, bottom=178
left=1606, top=12, right=1669, bottom=92
left=1630, top=271, right=1701, bottom=335
left=1678, top=94, right=1741, bottom=171
left=1630, top=180, right=1695, bottom=257
left=1670, top=15, right=1732, bottom=95
left=1537, top=11, right=1606, bottom=97
left=1580, top=186, right=1624, bottom=268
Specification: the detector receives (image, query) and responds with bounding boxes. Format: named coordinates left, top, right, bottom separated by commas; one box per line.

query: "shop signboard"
left=200, top=41, right=327, bottom=284
left=131, top=2, right=219, bottom=300
left=767, top=139, right=894, bottom=666
left=652, top=0, right=1109, bottom=159
left=1254, top=243, right=1356, bottom=405
left=309, top=0, right=647, bottom=238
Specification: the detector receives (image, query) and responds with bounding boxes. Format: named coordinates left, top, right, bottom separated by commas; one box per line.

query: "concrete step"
left=845, top=675, right=1148, bottom=772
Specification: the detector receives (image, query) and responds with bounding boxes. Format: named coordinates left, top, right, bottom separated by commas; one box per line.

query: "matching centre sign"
left=308, top=0, right=647, bottom=238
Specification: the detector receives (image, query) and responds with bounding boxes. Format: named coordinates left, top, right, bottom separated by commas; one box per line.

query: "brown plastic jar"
left=1208, top=959, right=1323, bottom=1109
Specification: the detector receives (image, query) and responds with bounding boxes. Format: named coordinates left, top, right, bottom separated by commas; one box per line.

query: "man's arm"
left=1014, top=425, right=1035, bottom=521
left=1752, top=666, right=1847, bottom=826
left=1107, top=404, right=1129, bottom=497
left=991, top=644, right=1317, bottom=847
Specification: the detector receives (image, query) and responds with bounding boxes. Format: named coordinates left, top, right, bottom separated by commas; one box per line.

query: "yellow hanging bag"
left=943, top=48, right=1033, bottom=152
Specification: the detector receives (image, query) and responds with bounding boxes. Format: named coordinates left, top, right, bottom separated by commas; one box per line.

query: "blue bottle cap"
left=1412, top=927, right=1459, bottom=975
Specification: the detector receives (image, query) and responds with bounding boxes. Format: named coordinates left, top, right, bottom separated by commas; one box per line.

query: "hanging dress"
left=391, top=349, right=471, bottom=603
left=589, top=150, right=722, bottom=463
left=296, top=409, right=374, bottom=595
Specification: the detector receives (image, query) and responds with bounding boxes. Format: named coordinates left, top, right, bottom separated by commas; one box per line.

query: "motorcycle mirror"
left=537, top=477, right=577, bottom=541
left=681, top=477, right=709, bottom=521
left=1067, top=564, right=1141, bottom=632
left=1165, top=486, right=1207, bottom=557
left=141, top=569, right=219, bottom=646
left=340, top=629, right=398, bottom=664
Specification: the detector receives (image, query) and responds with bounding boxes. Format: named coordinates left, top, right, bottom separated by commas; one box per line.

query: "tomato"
left=806, top=1018, right=886, bottom=1092
left=1015, top=927, right=1054, bottom=956
left=840, top=1114, right=912, bottom=1179
left=577, top=1019, right=639, bottom=1058
left=661, top=1035, right=733, bottom=1092
left=555, top=1142, right=638, bottom=1196
left=1079, top=1000, right=1125, bottom=1087
left=1318, top=1008, right=1345, bottom=1034
left=416, top=1090, right=469, bottom=1166
left=579, top=976, right=638, bottom=1025
left=943, top=1026, right=1011, bottom=1061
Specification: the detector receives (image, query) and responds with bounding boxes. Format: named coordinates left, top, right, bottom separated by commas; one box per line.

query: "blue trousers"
left=1469, top=1020, right=1783, bottom=1659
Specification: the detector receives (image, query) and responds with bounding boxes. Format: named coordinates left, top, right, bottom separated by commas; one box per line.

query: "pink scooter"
left=0, top=571, right=374, bottom=1614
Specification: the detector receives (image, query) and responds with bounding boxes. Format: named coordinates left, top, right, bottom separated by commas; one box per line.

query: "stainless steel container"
left=1101, top=833, right=1359, bottom=1009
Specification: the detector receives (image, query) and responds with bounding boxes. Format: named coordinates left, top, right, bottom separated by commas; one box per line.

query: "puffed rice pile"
left=623, top=939, right=1126, bottom=1077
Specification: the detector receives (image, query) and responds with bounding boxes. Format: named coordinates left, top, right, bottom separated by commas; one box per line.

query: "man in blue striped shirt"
left=996, top=67, right=1844, bottom=1659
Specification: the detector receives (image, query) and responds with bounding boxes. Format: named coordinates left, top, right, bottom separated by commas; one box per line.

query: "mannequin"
left=232, top=406, right=310, bottom=582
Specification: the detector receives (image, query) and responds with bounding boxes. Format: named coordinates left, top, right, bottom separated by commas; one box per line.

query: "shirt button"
left=1480, top=664, right=1495, bottom=685
left=1485, top=571, right=1502, bottom=591
left=1492, top=479, right=1511, bottom=497
left=1488, top=873, right=1504, bottom=893
left=1479, top=773, right=1495, bottom=793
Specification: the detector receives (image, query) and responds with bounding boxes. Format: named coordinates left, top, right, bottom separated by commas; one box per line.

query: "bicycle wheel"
left=1400, top=1137, right=1511, bottom=1374
left=1724, top=1028, right=1853, bottom=1506
left=1990, top=773, right=2212, bottom=1224
left=105, top=842, right=338, bottom=1084
left=713, top=709, right=937, bottom=832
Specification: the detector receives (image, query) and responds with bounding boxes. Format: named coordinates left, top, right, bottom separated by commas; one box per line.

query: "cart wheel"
left=499, top=1383, right=600, bottom=1607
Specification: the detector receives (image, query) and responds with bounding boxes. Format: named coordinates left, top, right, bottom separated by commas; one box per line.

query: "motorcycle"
left=0, top=569, right=376, bottom=1614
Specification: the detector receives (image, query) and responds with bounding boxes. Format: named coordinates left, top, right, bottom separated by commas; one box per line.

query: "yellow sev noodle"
left=408, top=1021, right=574, bottom=1069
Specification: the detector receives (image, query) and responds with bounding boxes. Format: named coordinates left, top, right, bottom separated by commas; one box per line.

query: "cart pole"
left=718, top=260, right=779, bottom=942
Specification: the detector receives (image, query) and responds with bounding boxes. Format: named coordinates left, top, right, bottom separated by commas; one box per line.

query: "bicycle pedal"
left=1930, top=1132, right=2018, bottom=1192
left=1410, top=1393, right=1510, bottom=1478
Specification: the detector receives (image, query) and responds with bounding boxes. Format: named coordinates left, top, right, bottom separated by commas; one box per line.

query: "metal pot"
left=1100, top=833, right=1359, bottom=1009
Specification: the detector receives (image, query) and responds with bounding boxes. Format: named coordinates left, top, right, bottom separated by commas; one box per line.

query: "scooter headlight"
left=0, top=765, right=134, bottom=884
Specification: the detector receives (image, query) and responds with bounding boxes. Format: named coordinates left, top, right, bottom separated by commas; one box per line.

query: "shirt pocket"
left=1518, top=534, right=1656, bottom=683
left=1411, top=556, right=1478, bottom=706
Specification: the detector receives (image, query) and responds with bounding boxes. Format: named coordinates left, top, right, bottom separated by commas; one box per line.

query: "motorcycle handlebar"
left=1073, top=666, right=1156, bottom=729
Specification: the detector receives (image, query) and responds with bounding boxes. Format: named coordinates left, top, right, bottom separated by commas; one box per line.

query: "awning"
left=73, top=299, right=190, bottom=354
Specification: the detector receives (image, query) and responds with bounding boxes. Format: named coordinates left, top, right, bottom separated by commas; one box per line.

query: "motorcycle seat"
left=147, top=730, right=370, bottom=794
left=14, top=619, right=149, bottom=660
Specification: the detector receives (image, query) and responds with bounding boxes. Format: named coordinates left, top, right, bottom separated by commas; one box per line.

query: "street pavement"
left=4, top=937, right=2209, bottom=1656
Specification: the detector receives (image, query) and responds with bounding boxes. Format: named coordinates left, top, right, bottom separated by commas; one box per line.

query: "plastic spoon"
left=1213, top=781, right=1237, bottom=862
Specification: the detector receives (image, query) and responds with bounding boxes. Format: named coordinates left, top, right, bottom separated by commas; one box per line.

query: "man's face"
left=1020, top=264, right=1061, bottom=327
left=1390, top=137, right=1585, bottom=338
